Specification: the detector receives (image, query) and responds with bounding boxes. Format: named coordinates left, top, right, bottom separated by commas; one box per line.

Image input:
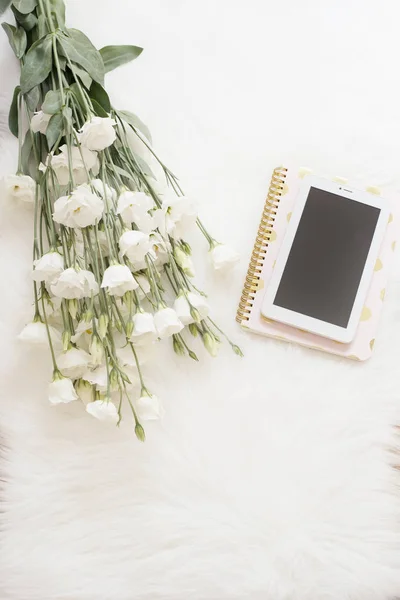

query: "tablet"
left=261, top=176, right=390, bottom=343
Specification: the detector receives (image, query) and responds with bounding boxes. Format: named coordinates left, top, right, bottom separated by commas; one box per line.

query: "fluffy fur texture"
left=1, top=1, right=400, bottom=599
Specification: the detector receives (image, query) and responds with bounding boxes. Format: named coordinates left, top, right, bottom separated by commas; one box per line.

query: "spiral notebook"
left=236, top=166, right=399, bottom=360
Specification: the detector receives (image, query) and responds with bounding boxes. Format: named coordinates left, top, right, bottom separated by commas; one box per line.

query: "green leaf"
left=0, top=0, right=12, bottom=15
left=118, top=109, right=152, bottom=144
left=89, top=81, right=110, bottom=113
left=100, top=45, right=143, bottom=74
left=8, top=85, right=20, bottom=137
left=11, top=5, right=37, bottom=30
left=91, top=98, right=108, bottom=118
left=2, top=22, right=27, bottom=58
left=13, top=0, right=37, bottom=13
left=42, top=90, right=62, bottom=114
left=24, top=85, right=40, bottom=111
left=46, top=112, right=64, bottom=149
left=58, top=29, right=104, bottom=85
left=20, top=36, right=53, bottom=93
left=70, top=62, right=92, bottom=89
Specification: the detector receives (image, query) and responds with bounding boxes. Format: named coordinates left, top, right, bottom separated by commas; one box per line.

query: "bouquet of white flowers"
left=1, top=0, right=241, bottom=439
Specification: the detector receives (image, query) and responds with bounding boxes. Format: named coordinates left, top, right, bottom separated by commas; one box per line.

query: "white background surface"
left=1, top=2, right=400, bottom=599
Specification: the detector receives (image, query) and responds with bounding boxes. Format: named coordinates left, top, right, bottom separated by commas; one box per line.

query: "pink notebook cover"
left=236, top=165, right=399, bottom=360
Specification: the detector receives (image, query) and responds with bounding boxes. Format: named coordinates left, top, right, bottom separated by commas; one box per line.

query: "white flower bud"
left=135, top=390, right=165, bottom=421
left=68, top=299, right=78, bottom=319
left=209, top=243, right=240, bottom=271
left=202, top=332, right=219, bottom=357
left=174, top=247, right=195, bottom=277
left=62, top=330, right=71, bottom=352
left=89, top=334, right=104, bottom=366
left=98, top=314, right=109, bottom=339
left=86, top=399, right=119, bottom=423
left=48, top=372, right=78, bottom=404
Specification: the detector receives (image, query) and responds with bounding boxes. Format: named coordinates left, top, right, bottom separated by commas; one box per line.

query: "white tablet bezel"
left=261, top=176, right=390, bottom=344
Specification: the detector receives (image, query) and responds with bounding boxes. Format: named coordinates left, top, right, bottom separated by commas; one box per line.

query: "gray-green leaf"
left=118, top=109, right=152, bottom=144
left=2, top=22, right=27, bottom=58
left=42, top=89, right=62, bottom=114
left=69, top=82, right=86, bottom=112
left=20, top=35, right=53, bottom=94
left=46, top=112, right=64, bottom=149
left=133, top=153, right=155, bottom=178
left=36, top=13, right=46, bottom=38
left=21, top=131, right=40, bottom=181
left=89, top=81, right=110, bottom=113
left=24, top=85, right=40, bottom=111
left=111, top=165, right=136, bottom=183
left=48, top=0, right=65, bottom=27
left=13, top=0, right=37, bottom=14
left=0, top=0, right=12, bottom=15
left=9, top=85, right=20, bottom=138
left=58, top=29, right=104, bottom=85
left=91, top=98, right=108, bottom=118
left=70, top=62, right=92, bottom=89
left=11, top=5, right=37, bottom=30
left=100, top=45, right=143, bottom=74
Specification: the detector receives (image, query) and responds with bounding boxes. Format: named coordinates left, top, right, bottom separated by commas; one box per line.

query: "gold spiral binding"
left=236, top=166, right=288, bottom=323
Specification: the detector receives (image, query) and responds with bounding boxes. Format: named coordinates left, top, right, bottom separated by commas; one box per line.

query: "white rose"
left=53, top=183, right=104, bottom=228
left=116, top=190, right=153, bottom=225
left=18, top=320, right=62, bottom=348
left=174, top=247, right=195, bottom=277
left=31, top=110, right=52, bottom=134
left=79, top=117, right=117, bottom=151
left=3, top=174, right=36, bottom=204
left=209, top=243, right=240, bottom=270
left=51, top=268, right=99, bottom=299
left=41, top=145, right=99, bottom=186
left=135, top=391, right=164, bottom=421
left=157, top=195, right=197, bottom=239
left=118, top=230, right=153, bottom=269
left=71, top=318, right=94, bottom=344
left=32, top=251, right=64, bottom=284
left=86, top=399, right=119, bottom=423
left=82, top=366, right=108, bottom=391
left=149, top=231, right=170, bottom=267
left=174, top=292, right=210, bottom=325
left=154, top=307, right=183, bottom=339
left=101, top=264, right=138, bottom=296
left=48, top=374, right=78, bottom=404
left=91, top=178, right=117, bottom=203
left=57, top=347, right=91, bottom=378
left=130, top=312, right=157, bottom=345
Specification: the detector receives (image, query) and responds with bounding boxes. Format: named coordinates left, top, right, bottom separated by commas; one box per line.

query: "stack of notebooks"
left=236, top=165, right=399, bottom=361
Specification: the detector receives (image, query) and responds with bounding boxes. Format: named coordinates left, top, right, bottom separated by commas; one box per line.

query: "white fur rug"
left=1, top=1, right=400, bottom=599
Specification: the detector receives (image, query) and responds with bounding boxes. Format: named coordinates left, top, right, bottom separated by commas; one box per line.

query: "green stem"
left=52, top=35, right=65, bottom=106
left=40, top=292, right=58, bottom=371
